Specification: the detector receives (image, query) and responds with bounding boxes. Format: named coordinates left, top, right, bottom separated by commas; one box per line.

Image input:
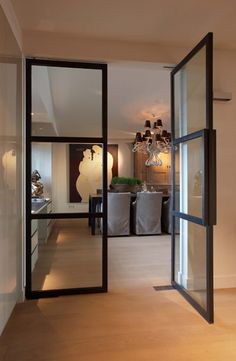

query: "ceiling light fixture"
left=132, top=119, right=171, bottom=167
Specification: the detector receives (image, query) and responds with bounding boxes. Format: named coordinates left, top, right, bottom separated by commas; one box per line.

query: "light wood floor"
left=32, top=220, right=102, bottom=290
left=1, top=223, right=236, bottom=360
left=32, top=219, right=171, bottom=291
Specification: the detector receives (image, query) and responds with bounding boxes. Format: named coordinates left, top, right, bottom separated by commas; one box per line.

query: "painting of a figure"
left=69, top=144, right=118, bottom=202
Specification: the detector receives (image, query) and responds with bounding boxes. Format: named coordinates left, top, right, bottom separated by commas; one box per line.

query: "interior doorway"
left=106, top=62, right=172, bottom=290
left=26, top=58, right=172, bottom=298
left=25, top=38, right=215, bottom=324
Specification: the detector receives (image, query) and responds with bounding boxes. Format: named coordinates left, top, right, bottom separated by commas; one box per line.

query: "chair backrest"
left=136, top=192, right=162, bottom=217
left=108, top=192, right=131, bottom=236
left=134, top=192, right=163, bottom=235
left=108, top=192, right=131, bottom=218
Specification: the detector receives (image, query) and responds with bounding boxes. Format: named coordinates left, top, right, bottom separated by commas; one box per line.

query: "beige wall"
left=0, top=5, right=23, bottom=335
left=213, top=49, right=236, bottom=288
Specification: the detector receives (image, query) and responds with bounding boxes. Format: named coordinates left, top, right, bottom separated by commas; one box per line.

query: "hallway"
left=1, top=228, right=236, bottom=361
left=1, top=286, right=236, bottom=360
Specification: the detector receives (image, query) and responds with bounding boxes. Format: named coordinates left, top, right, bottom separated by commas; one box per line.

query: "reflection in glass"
left=31, top=65, right=103, bottom=137
left=175, top=137, right=203, bottom=219
left=174, top=217, right=180, bottom=281
left=31, top=218, right=102, bottom=290
left=175, top=146, right=180, bottom=212
left=174, top=46, right=206, bottom=138
left=174, top=217, right=207, bottom=310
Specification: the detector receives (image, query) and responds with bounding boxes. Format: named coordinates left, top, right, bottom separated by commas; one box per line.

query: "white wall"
left=0, top=5, right=23, bottom=335
left=213, top=49, right=236, bottom=288
left=109, top=139, right=134, bottom=178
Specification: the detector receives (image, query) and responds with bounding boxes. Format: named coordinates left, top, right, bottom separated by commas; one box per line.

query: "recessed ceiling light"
left=31, top=112, right=34, bottom=116
left=39, top=127, right=43, bottom=130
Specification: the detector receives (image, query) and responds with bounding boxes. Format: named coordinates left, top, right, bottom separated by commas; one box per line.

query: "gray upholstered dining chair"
left=132, top=192, right=162, bottom=235
left=108, top=192, right=131, bottom=236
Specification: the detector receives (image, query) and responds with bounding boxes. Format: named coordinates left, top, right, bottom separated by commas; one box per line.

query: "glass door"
left=171, top=33, right=216, bottom=323
left=26, top=59, right=107, bottom=298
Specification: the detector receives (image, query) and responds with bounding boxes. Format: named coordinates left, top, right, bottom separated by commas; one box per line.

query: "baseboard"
left=17, top=288, right=25, bottom=303
left=177, top=271, right=236, bottom=289
left=214, top=275, right=236, bottom=289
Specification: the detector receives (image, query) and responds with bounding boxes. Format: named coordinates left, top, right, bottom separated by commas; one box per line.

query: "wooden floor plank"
left=1, top=221, right=236, bottom=360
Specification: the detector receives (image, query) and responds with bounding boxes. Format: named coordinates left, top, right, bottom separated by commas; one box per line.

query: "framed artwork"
left=69, top=144, right=118, bottom=202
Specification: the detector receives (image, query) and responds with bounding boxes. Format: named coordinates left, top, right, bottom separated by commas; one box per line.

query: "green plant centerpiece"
left=110, top=176, right=142, bottom=193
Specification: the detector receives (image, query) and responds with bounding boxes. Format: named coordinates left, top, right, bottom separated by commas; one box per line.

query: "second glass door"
left=26, top=59, right=108, bottom=298
left=171, top=33, right=216, bottom=323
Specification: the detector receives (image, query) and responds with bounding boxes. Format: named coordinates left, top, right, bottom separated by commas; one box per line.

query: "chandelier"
left=132, top=119, right=171, bottom=167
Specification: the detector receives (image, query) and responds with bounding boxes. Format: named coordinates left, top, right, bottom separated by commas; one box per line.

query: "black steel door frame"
left=170, top=33, right=216, bottom=323
left=25, top=58, right=108, bottom=299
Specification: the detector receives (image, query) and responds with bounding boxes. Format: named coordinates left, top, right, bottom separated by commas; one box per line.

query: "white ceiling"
left=108, top=63, right=170, bottom=139
left=32, top=62, right=170, bottom=139
left=11, top=0, right=236, bottom=50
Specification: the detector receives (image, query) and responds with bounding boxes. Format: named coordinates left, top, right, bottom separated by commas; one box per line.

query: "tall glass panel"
left=27, top=59, right=107, bottom=298
left=174, top=46, right=206, bottom=138
left=31, top=218, right=102, bottom=291
left=175, top=137, right=203, bottom=219
left=174, top=217, right=207, bottom=310
left=171, top=34, right=214, bottom=323
left=175, top=146, right=180, bottom=212
left=31, top=66, right=102, bottom=137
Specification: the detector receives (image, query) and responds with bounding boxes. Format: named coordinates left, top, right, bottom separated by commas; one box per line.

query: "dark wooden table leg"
left=88, top=195, right=92, bottom=226
left=91, top=198, right=97, bottom=235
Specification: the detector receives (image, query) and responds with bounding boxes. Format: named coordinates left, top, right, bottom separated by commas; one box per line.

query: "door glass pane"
left=175, top=137, right=203, bottom=219
left=31, top=142, right=106, bottom=214
left=31, top=218, right=102, bottom=291
left=31, top=65, right=102, bottom=137
left=174, top=217, right=207, bottom=310
left=175, top=145, right=180, bottom=212
left=174, top=46, right=206, bottom=138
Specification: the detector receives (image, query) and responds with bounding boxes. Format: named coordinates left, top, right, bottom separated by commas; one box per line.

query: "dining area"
left=88, top=188, right=171, bottom=237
